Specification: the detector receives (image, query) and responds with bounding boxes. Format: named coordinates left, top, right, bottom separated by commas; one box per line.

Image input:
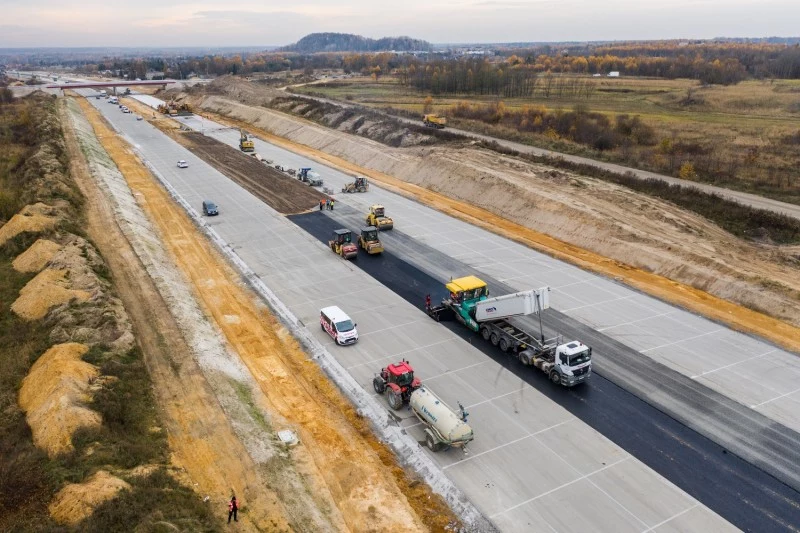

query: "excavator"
left=239, top=129, right=255, bottom=152
left=365, top=205, right=393, bottom=231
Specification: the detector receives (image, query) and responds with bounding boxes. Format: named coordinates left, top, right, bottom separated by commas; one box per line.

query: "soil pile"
left=12, top=238, right=62, bottom=272
left=11, top=268, right=91, bottom=320
left=48, top=470, right=131, bottom=524
left=18, top=343, right=100, bottom=456
left=0, top=203, right=60, bottom=246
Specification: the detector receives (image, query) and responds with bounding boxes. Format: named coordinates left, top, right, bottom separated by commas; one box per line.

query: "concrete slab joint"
left=130, top=143, right=496, bottom=532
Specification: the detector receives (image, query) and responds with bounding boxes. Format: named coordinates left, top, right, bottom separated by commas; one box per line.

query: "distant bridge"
left=46, top=80, right=176, bottom=90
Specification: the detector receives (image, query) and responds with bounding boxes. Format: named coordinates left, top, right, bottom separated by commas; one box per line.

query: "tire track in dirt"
left=73, top=98, right=451, bottom=531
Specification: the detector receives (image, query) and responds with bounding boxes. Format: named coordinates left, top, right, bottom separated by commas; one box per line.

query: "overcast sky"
left=0, top=0, right=797, bottom=48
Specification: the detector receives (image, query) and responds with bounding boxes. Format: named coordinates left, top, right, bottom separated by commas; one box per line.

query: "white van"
left=320, top=306, right=358, bottom=345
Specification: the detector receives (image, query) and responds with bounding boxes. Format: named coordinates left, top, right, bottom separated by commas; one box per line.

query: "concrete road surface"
left=80, top=93, right=757, bottom=532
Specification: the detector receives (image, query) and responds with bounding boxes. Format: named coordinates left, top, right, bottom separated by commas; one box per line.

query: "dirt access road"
left=74, top=97, right=454, bottom=532
left=287, top=90, right=800, bottom=220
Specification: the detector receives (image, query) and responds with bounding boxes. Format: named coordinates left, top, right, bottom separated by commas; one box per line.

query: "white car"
left=177, top=160, right=189, bottom=168
left=135, top=115, right=143, bottom=121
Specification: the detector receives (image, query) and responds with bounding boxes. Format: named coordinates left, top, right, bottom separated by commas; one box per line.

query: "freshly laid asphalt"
left=82, top=93, right=798, bottom=531
left=290, top=210, right=800, bottom=533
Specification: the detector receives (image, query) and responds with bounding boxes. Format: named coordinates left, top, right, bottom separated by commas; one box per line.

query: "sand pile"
left=11, top=268, right=91, bottom=320
left=0, top=202, right=59, bottom=246
left=18, top=343, right=101, bottom=456
left=12, top=238, right=62, bottom=272
left=48, top=470, right=130, bottom=524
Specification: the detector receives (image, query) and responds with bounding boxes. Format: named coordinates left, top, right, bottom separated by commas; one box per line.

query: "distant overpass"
left=46, top=80, right=176, bottom=90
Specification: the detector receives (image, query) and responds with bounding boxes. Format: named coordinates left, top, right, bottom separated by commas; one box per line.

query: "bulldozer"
left=328, top=229, right=358, bottom=260
left=373, top=360, right=421, bottom=410
left=358, top=226, right=383, bottom=255
left=365, top=205, right=393, bottom=231
left=157, top=99, right=191, bottom=116
left=239, top=129, right=255, bottom=152
left=341, top=176, right=369, bottom=193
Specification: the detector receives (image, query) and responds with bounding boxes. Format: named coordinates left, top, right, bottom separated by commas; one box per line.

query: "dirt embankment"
left=178, top=85, right=800, bottom=352
left=0, top=94, right=170, bottom=531
left=75, top=97, right=459, bottom=531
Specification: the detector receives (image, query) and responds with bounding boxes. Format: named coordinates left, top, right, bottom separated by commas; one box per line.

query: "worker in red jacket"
left=228, top=495, right=239, bottom=523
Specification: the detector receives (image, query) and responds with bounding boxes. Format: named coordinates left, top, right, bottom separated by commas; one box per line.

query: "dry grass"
left=298, top=76, right=800, bottom=203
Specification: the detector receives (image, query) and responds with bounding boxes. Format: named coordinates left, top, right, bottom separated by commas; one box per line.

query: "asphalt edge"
left=111, top=116, right=497, bottom=532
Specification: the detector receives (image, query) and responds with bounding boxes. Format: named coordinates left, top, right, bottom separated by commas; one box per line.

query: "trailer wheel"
left=373, top=377, right=386, bottom=394
left=490, top=333, right=499, bottom=346
left=481, top=327, right=491, bottom=341
left=388, top=389, right=403, bottom=410
left=425, top=431, right=443, bottom=452
left=550, top=370, right=561, bottom=384
left=499, top=338, right=510, bottom=352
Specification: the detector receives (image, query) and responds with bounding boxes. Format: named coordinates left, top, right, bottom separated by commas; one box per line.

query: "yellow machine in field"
left=423, top=114, right=446, bottom=129
left=239, top=129, right=255, bottom=152
left=358, top=226, right=384, bottom=254
left=365, top=205, right=393, bottom=231
left=342, top=176, right=369, bottom=193
left=157, top=100, right=191, bottom=116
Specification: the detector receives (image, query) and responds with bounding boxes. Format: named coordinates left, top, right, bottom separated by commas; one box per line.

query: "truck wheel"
left=550, top=371, right=561, bottom=384
left=481, top=327, right=491, bottom=341
left=388, top=389, right=403, bottom=410
left=373, top=377, right=386, bottom=394
left=499, top=338, right=510, bottom=352
left=490, top=333, right=499, bottom=346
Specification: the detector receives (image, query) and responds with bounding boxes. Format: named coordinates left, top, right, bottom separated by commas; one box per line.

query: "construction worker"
left=425, top=294, right=431, bottom=311
left=228, top=495, right=239, bottom=523
left=330, top=199, right=335, bottom=211
left=326, top=198, right=331, bottom=210
left=319, top=198, right=325, bottom=211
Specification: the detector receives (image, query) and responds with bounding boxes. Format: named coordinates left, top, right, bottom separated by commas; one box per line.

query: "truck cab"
left=553, top=341, right=592, bottom=386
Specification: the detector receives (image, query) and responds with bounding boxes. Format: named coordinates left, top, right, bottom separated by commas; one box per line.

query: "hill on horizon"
left=280, top=32, right=431, bottom=53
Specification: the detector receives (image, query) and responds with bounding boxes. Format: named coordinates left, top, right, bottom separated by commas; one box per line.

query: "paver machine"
left=358, top=226, right=384, bottom=255
left=328, top=229, right=358, bottom=260
left=373, top=360, right=421, bottom=410
left=426, top=276, right=592, bottom=387
left=342, top=176, right=369, bottom=193
left=365, top=204, right=394, bottom=231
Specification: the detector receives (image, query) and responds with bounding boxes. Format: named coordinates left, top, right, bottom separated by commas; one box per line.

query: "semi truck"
left=426, top=276, right=592, bottom=387
left=409, top=386, right=473, bottom=452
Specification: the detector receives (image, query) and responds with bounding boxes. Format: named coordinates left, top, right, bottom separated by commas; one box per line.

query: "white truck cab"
left=554, top=341, right=592, bottom=385
left=320, top=306, right=358, bottom=345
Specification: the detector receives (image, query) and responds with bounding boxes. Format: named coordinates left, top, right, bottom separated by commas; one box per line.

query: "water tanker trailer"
left=410, top=386, right=473, bottom=452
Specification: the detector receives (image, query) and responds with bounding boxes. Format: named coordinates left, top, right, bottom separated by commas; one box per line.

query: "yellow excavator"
left=365, top=205, right=393, bottom=231
left=239, top=129, right=255, bottom=152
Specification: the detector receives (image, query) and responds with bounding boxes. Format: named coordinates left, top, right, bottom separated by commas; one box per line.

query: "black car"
left=202, top=200, right=219, bottom=216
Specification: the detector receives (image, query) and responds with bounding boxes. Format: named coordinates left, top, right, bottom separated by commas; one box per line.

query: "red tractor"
left=373, top=360, right=421, bottom=410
